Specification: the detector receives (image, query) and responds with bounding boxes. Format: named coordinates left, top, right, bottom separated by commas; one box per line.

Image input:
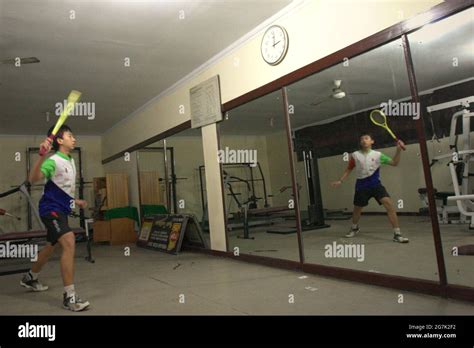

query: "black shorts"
left=41, top=211, right=72, bottom=246
left=353, top=185, right=390, bottom=207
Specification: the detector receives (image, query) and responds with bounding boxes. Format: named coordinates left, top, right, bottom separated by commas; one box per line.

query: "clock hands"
left=272, top=40, right=281, bottom=48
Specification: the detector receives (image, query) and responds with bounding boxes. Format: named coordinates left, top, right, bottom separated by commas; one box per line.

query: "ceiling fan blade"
left=1, top=57, right=40, bottom=65
left=310, top=97, right=332, bottom=107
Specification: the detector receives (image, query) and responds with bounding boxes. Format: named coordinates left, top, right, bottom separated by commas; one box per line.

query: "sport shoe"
left=393, top=234, right=409, bottom=243
left=345, top=226, right=360, bottom=238
left=20, top=274, right=49, bottom=292
left=63, top=293, right=90, bottom=312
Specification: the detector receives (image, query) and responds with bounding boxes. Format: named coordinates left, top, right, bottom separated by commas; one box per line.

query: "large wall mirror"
left=137, top=140, right=168, bottom=216
left=218, top=91, right=300, bottom=261
left=287, top=37, right=440, bottom=280
left=137, top=128, right=210, bottom=249
left=409, top=8, right=474, bottom=288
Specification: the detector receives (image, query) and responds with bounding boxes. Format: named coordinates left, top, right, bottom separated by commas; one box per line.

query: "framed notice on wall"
left=137, top=214, right=207, bottom=254
left=190, top=75, right=223, bottom=128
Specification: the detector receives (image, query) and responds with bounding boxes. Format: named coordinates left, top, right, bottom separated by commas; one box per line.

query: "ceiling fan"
left=310, top=80, right=368, bottom=107
left=0, top=57, right=40, bottom=65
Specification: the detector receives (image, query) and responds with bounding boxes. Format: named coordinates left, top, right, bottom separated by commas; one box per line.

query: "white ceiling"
left=0, top=0, right=292, bottom=135
left=224, top=8, right=474, bottom=135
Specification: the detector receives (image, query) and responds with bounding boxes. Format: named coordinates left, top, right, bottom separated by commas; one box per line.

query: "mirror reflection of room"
left=409, top=8, right=474, bottom=288
left=164, top=130, right=206, bottom=215
left=219, top=91, right=300, bottom=261
left=288, top=37, right=440, bottom=279
left=136, top=129, right=210, bottom=248
left=137, top=140, right=168, bottom=217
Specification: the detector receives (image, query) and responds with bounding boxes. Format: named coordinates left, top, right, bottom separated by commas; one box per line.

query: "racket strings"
left=370, top=111, right=387, bottom=126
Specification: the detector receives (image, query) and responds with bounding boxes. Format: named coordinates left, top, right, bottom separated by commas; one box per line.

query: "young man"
left=331, top=134, right=409, bottom=243
left=20, top=125, right=90, bottom=311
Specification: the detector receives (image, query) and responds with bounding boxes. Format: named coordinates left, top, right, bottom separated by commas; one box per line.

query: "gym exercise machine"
left=418, top=96, right=474, bottom=229
left=200, top=162, right=269, bottom=228
left=200, top=162, right=293, bottom=238
left=199, top=162, right=269, bottom=215
left=294, top=137, right=330, bottom=230
left=0, top=182, right=94, bottom=276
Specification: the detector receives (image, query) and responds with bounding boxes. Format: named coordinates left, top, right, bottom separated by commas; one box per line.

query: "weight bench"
left=237, top=206, right=295, bottom=239
left=0, top=222, right=95, bottom=276
left=418, top=188, right=463, bottom=224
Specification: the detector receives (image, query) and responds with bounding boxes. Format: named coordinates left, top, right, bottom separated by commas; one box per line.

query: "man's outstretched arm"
left=331, top=157, right=355, bottom=187
left=386, top=140, right=405, bottom=166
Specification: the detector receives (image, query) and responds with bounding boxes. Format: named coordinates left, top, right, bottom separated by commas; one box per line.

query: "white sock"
left=64, top=284, right=75, bottom=298
left=351, top=224, right=359, bottom=229
left=393, top=228, right=401, bottom=235
left=29, top=270, right=39, bottom=280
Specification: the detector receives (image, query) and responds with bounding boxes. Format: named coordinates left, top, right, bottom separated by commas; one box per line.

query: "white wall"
left=102, top=0, right=441, bottom=158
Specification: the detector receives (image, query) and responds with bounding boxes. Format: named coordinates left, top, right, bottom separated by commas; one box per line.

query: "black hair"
left=359, top=133, right=374, bottom=140
left=47, top=125, right=72, bottom=151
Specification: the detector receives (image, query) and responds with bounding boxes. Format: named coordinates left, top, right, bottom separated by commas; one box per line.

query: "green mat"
left=104, top=206, right=139, bottom=224
left=141, top=204, right=168, bottom=217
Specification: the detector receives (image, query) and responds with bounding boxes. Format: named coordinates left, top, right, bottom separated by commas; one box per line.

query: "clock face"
left=261, top=25, right=288, bottom=65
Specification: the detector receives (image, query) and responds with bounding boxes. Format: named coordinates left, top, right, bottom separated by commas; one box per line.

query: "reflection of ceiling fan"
left=1, top=57, right=40, bottom=65
left=310, top=80, right=368, bottom=107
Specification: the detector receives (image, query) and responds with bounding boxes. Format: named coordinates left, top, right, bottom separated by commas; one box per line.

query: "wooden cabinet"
left=94, top=174, right=129, bottom=210
left=93, top=174, right=135, bottom=245
left=110, top=218, right=136, bottom=244
left=93, top=218, right=136, bottom=245
left=92, top=220, right=111, bottom=242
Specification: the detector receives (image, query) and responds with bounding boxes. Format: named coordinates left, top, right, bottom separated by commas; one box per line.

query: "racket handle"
left=39, top=135, right=55, bottom=156
left=396, top=139, right=406, bottom=151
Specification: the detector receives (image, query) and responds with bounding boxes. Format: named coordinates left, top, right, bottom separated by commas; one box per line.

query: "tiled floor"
left=0, top=243, right=473, bottom=315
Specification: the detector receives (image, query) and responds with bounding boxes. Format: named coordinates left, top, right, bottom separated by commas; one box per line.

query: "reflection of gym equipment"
left=294, top=137, right=330, bottom=231
left=447, top=160, right=474, bottom=228
left=453, top=244, right=474, bottom=255
left=199, top=162, right=269, bottom=213
left=0, top=182, right=94, bottom=276
left=241, top=205, right=295, bottom=239
left=418, top=96, right=474, bottom=229
left=199, top=163, right=290, bottom=238
left=137, top=147, right=182, bottom=214
left=200, top=163, right=263, bottom=221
